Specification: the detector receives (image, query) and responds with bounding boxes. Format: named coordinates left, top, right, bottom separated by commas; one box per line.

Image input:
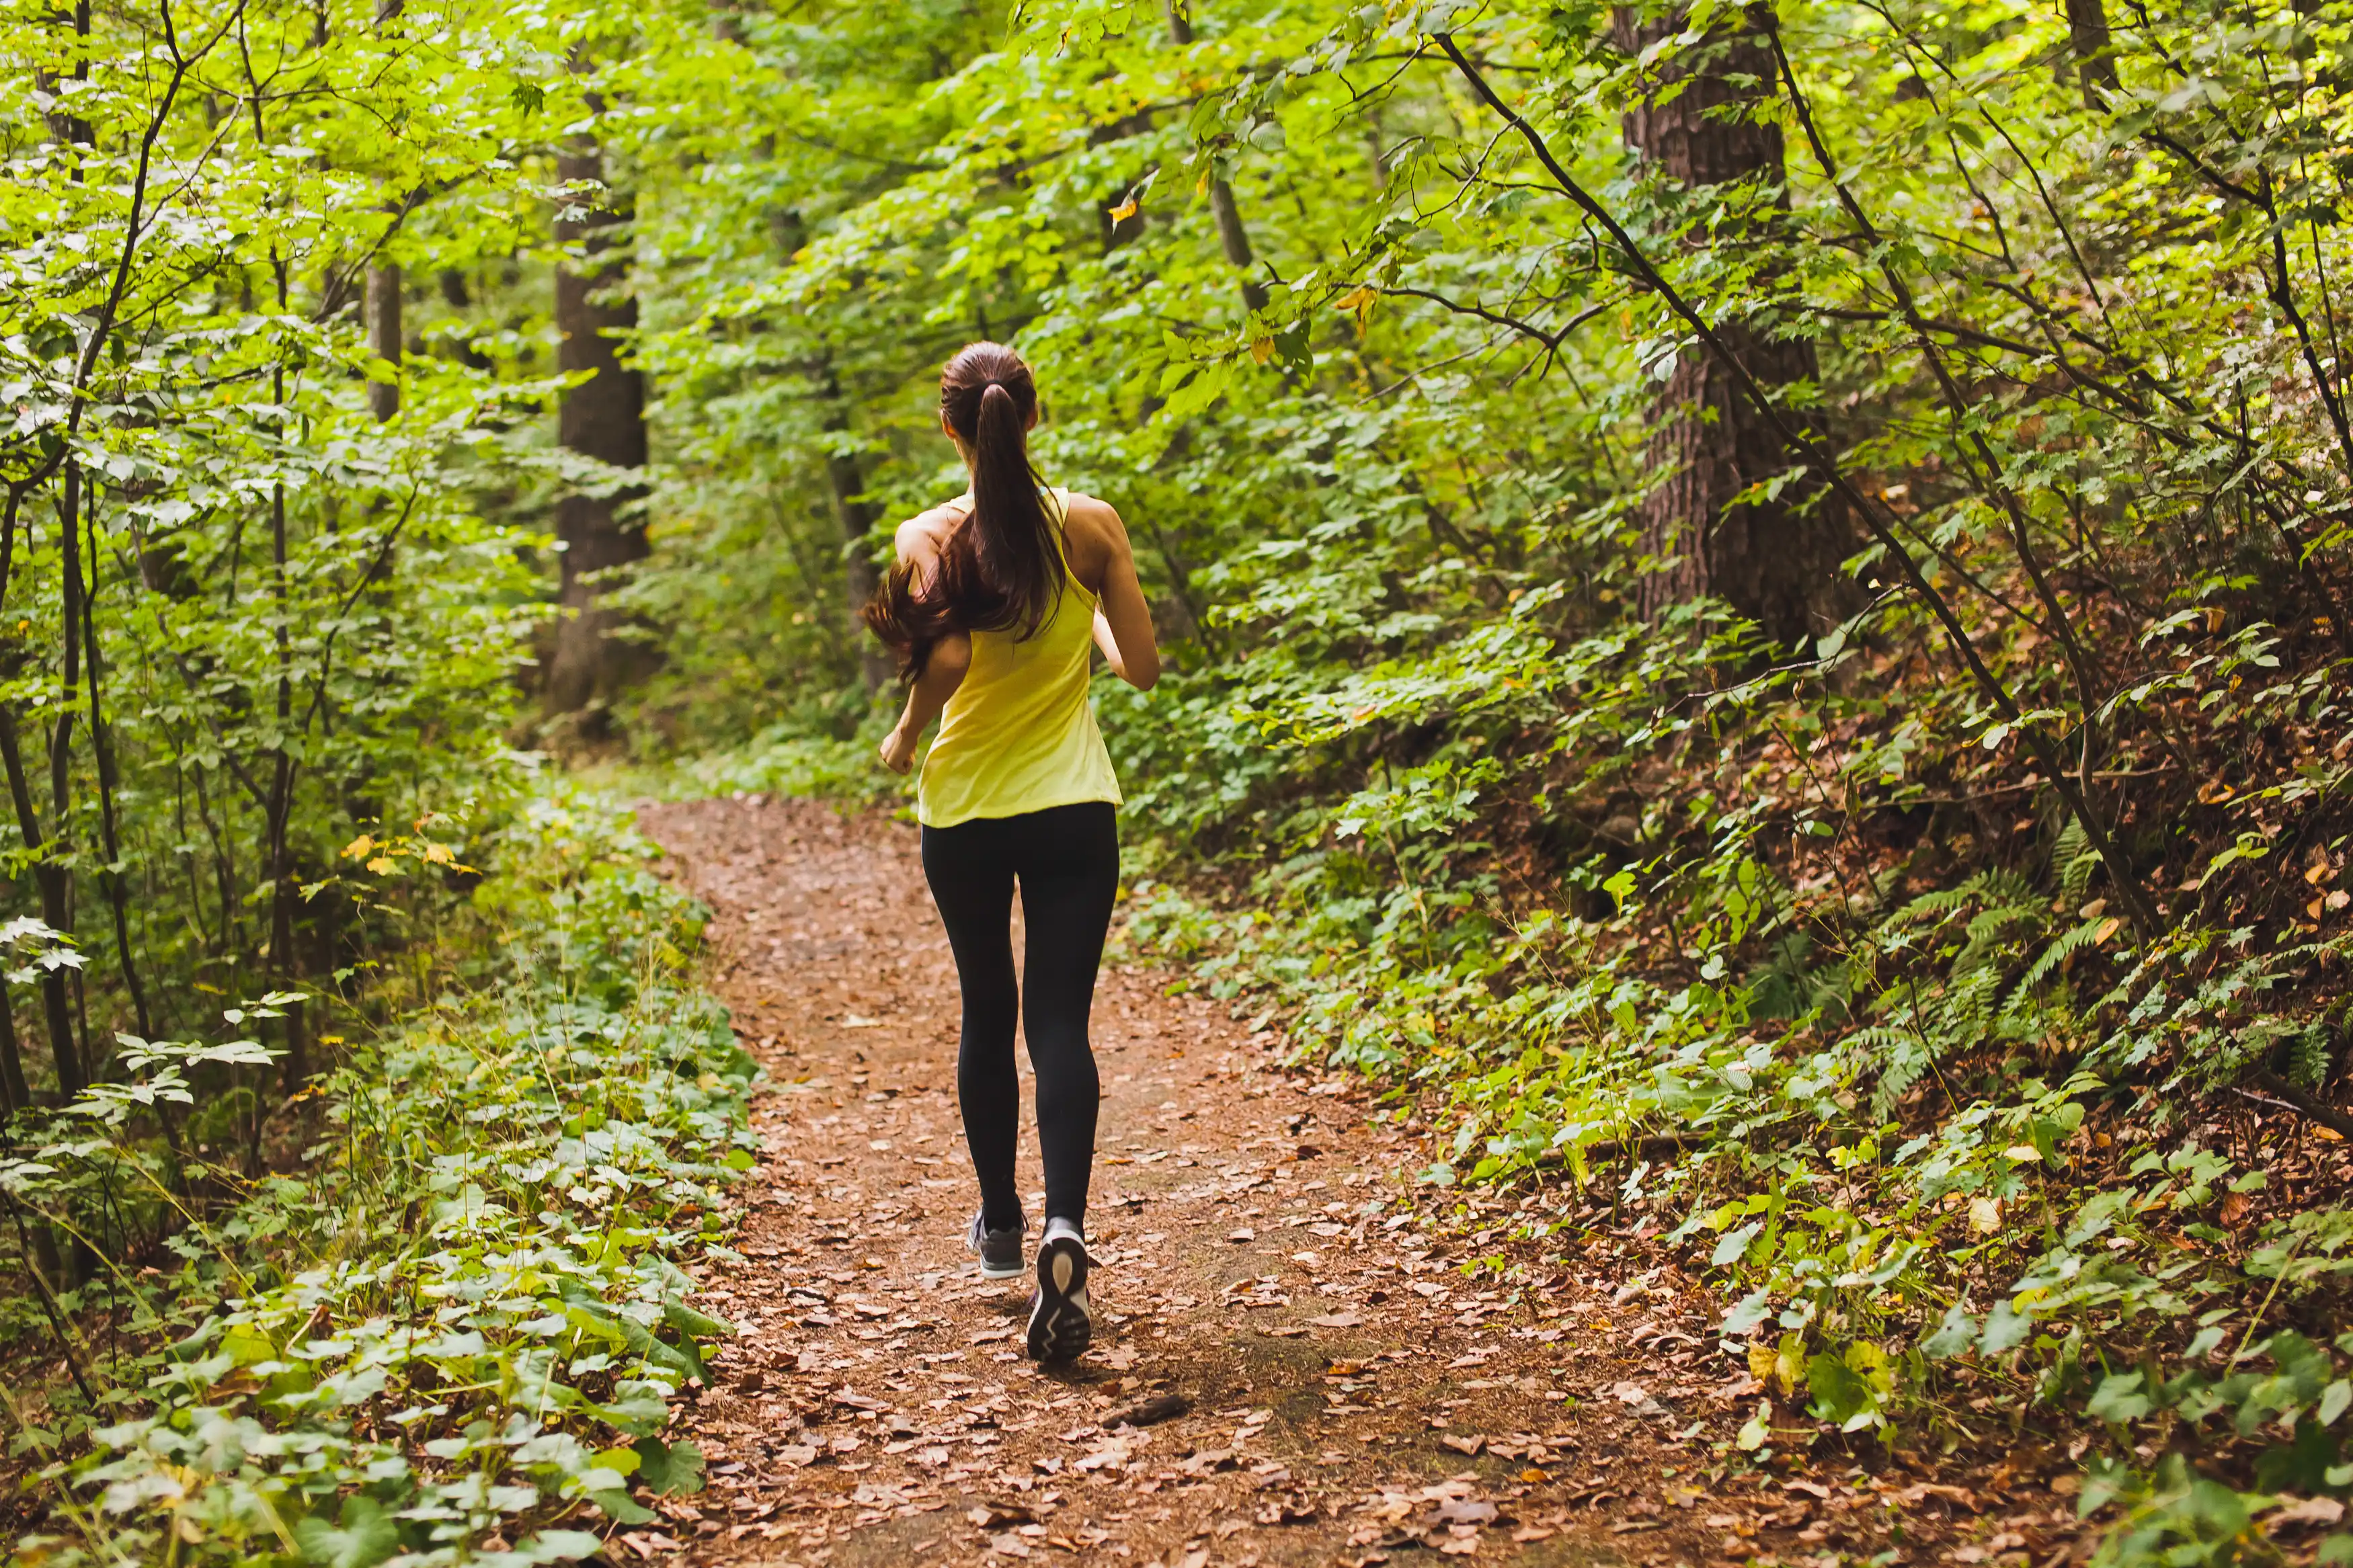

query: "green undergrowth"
left=632, top=720, right=898, bottom=809
left=1122, top=867, right=2353, bottom=1565
left=3, top=782, right=754, bottom=1566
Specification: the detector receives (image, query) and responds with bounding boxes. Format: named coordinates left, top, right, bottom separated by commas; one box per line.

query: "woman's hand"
left=877, top=631, right=970, bottom=776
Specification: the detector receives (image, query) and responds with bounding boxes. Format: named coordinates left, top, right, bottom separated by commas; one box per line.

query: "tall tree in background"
left=817, top=362, right=893, bottom=693
left=547, top=136, right=651, bottom=720
left=369, top=0, right=404, bottom=422
left=1611, top=9, right=1850, bottom=647
left=1166, top=2, right=1269, bottom=314
left=2065, top=0, right=2120, bottom=101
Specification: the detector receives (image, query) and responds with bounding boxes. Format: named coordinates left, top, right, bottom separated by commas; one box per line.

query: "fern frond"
left=1890, top=872, right=2002, bottom=927
left=2013, top=919, right=2104, bottom=999
left=2054, top=817, right=2095, bottom=899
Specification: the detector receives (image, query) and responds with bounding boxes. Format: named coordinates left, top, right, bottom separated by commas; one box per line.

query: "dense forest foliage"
left=8, top=0, right=2353, bottom=1560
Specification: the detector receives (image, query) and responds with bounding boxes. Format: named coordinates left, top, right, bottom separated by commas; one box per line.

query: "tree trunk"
left=40, top=469, right=86, bottom=1095
left=770, top=192, right=891, bottom=696
left=78, top=489, right=151, bottom=1044
left=369, top=0, right=404, bottom=420
left=1613, top=9, right=1851, bottom=649
left=816, top=372, right=894, bottom=693
left=2064, top=0, right=2119, bottom=101
left=1166, top=3, right=1270, bottom=315
left=0, top=708, right=81, bottom=1098
left=0, top=981, right=28, bottom=1120
left=545, top=140, right=652, bottom=720
left=367, top=262, right=401, bottom=422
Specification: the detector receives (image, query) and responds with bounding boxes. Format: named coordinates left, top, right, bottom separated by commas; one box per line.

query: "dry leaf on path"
left=1107, top=1393, right=1190, bottom=1428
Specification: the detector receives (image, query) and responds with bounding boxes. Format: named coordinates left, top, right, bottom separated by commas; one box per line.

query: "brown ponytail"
left=861, top=343, right=1064, bottom=682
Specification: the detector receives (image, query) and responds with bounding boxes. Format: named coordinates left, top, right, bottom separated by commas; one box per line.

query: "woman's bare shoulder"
left=1056, top=490, right=1129, bottom=543
left=893, top=501, right=966, bottom=562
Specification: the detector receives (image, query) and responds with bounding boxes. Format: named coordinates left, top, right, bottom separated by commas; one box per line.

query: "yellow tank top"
left=916, top=488, right=1124, bottom=829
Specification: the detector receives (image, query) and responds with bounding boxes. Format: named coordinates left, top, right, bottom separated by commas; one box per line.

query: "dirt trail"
left=632, top=798, right=1991, bottom=1568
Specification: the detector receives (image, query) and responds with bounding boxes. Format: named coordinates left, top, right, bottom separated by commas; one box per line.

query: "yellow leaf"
left=1772, top=1333, right=1804, bottom=1396
left=1968, top=1196, right=2002, bottom=1234
left=342, top=834, right=374, bottom=860
left=365, top=856, right=396, bottom=874
left=1249, top=335, right=1273, bottom=365
left=2003, top=1144, right=2042, bottom=1164
left=2094, top=917, right=2121, bottom=944
left=1109, top=195, right=1140, bottom=223
left=422, top=843, right=454, bottom=865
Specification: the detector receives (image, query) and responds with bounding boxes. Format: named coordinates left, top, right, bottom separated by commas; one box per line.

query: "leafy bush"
left=3, top=783, right=751, bottom=1565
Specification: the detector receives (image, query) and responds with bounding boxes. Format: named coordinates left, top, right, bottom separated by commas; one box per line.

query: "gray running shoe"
left=967, top=1210, right=1026, bottom=1279
left=1026, top=1217, right=1092, bottom=1364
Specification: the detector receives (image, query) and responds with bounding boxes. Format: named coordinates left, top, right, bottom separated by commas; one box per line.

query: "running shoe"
left=967, top=1210, right=1026, bottom=1280
left=1026, top=1217, right=1092, bottom=1364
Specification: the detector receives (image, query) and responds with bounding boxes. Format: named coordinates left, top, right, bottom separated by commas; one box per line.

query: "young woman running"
left=863, top=342, right=1159, bottom=1364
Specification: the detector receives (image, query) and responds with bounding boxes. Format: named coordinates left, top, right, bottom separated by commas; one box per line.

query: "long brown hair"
left=861, top=343, right=1064, bottom=682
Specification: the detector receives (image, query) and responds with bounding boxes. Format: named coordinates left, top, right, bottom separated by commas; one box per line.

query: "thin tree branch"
left=1430, top=28, right=2161, bottom=935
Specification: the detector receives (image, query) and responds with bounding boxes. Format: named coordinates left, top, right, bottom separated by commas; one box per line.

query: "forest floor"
left=635, top=797, right=2088, bottom=1568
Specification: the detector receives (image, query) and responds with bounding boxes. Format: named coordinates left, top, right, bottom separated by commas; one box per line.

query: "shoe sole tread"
left=1027, top=1236, right=1092, bottom=1363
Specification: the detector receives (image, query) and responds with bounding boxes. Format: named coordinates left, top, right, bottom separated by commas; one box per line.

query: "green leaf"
left=1710, top=1221, right=1761, bottom=1268
left=1160, top=359, right=1235, bottom=420
left=1980, top=1301, right=2033, bottom=1356
left=1734, top=1399, right=1771, bottom=1452
left=591, top=1487, right=656, bottom=1525
left=1921, top=1305, right=1977, bottom=1360
left=634, top=1436, right=707, bottom=1496
left=2086, top=1371, right=2153, bottom=1423
left=1804, top=1350, right=1869, bottom=1425
left=663, top=1299, right=732, bottom=1339
left=294, top=1497, right=399, bottom=1568
left=518, top=1530, right=605, bottom=1563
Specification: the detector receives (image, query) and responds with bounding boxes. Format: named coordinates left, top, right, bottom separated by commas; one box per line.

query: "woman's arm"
left=1086, top=506, right=1160, bottom=691
left=877, top=509, right=967, bottom=774
left=879, top=631, right=969, bottom=774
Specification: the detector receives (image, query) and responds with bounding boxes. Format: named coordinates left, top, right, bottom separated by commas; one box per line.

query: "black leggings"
left=921, top=800, right=1117, bottom=1232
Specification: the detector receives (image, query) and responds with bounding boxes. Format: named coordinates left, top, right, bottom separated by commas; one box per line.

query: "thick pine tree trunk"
left=1613, top=10, right=1850, bottom=648
left=545, top=141, right=651, bottom=720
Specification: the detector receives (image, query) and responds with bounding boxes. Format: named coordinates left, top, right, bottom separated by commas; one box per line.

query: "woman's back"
left=916, top=489, right=1122, bottom=828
